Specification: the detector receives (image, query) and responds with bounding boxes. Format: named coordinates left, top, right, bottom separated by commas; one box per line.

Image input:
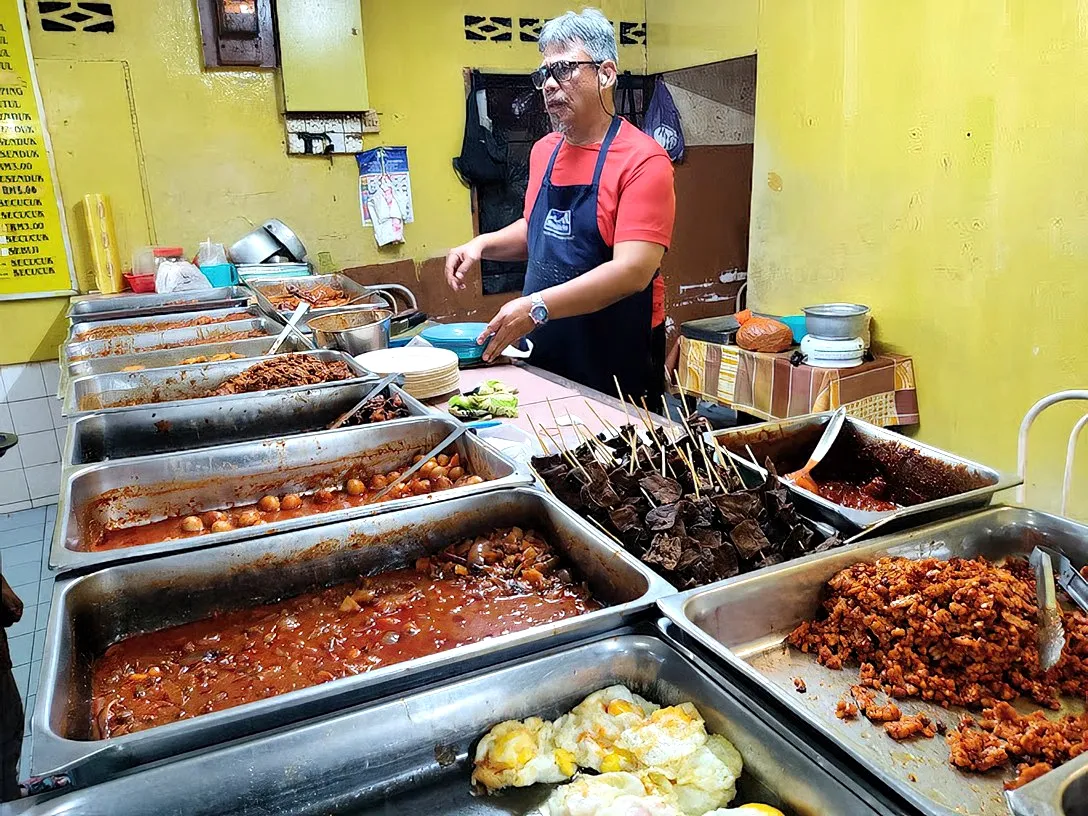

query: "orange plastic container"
left=123, top=271, right=157, bottom=293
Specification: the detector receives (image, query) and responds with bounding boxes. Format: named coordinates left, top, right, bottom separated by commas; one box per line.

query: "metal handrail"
left=1016, top=389, right=1088, bottom=508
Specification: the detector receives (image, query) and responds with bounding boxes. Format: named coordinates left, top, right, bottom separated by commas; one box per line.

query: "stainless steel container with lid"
left=33, top=490, right=672, bottom=784
left=65, top=286, right=251, bottom=324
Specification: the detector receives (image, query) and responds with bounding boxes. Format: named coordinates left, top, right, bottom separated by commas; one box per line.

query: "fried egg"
left=471, top=716, right=574, bottom=791
left=553, top=685, right=659, bottom=771
left=537, top=772, right=683, bottom=816
left=705, top=806, right=785, bottom=816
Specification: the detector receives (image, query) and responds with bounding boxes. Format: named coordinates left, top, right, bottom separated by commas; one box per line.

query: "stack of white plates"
left=355, top=347, right=461, bottom=400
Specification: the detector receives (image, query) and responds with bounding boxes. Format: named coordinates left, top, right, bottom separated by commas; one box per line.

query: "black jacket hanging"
left=453, top=71, right=507, bottom=186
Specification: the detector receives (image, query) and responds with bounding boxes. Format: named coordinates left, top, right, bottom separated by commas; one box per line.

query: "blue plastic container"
left=200, top=263, right=237, bottom=288
left=779, top=315, right=807, bottom=344
left=420, top=323, right=489, bottom=364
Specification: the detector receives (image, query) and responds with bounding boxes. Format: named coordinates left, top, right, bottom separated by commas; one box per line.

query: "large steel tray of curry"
left=710, top=412, right=1020, bottom=536
left=65, top=286, right=251, bottom=324
left=23, top=622, right=907, bottom=813
left=63, top=332, right=314, bottom=380
left=64, top=304, right=268, bottom=345
left=62, top=349, right=370, bottom=417
left=63, top=381, right=429, bottom=467
left=658, top=505, right=1088, bottom=816
left=32, top=488, right=673, bottom=785
left=51, top=416, right=531, bottom=572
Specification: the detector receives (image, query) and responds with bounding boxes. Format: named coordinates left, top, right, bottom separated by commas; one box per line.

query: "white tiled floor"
left=1, top=503, right=56, bottom=782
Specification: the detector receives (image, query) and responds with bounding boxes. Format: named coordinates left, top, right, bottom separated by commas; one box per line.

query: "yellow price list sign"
left=0, top=0, right=75, bottom=299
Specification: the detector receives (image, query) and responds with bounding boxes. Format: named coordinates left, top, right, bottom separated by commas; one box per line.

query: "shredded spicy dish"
left=69, top=329, right=266, bottom=361
left=204, top=354, right=355, bottom=397
left=91, top=527, right=598, bottom=738
left=92, top=451, right=485, bottom=551
left=77, top=312, right=251, bottom=341
left=789, top=556, right=1088, bottom=789
left=268, top=283, right=355, bottom=311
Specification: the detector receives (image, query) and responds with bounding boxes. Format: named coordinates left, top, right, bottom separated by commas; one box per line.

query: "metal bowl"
left=229, top=226, right=284, bottom=265
left=802, top=302, right=870, bottom=340
left=307, top=308, right=391, bottom=355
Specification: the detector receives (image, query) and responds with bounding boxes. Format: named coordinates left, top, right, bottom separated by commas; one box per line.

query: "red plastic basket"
left=123, top=271, right=156, bottom=293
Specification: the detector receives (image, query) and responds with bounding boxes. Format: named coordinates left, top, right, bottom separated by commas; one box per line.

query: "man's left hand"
left=478, top=296, right=535, bottom=363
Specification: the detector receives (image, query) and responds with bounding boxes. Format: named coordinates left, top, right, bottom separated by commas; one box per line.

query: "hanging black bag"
left=453, top=71, right=507, bottom=186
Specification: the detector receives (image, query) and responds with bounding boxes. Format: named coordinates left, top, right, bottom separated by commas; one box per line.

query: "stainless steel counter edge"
left=18, top=625, right=908, bottom=815
left=50, top=416, right=530, bottom=573
left=32, top=489, right=674, bottom=783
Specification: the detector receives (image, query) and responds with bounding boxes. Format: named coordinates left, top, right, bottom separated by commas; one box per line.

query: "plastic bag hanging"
left=643, top=77, right=685, bottom=162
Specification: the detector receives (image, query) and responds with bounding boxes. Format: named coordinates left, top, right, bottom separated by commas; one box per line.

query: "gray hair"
left=539, top=9, right=618, bottom=66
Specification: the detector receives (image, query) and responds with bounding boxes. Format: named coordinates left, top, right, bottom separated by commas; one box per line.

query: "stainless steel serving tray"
left=710, top=412, right=1020, bottom=535
left=64, top=382, right=431, bottom=466
left=248, top=273, right=387, bottom=323
left=64, top=333, right=313, bottom=379
left=52, top=416, right=530, bottom=572
left=66, top=286, right=251, bottom=324
left=1007, top=753, right=1088, bottom=815
left=62, top=349, right=369, bottom=417
left=63, top=315, right=280, bottom=362
left=658, top=505, right=1088, bottom=816
left=64, top=304, right=265, bottom=345
left=22, top=626, right=907, bottom=813
left=33, top=490, right=673, bottom=784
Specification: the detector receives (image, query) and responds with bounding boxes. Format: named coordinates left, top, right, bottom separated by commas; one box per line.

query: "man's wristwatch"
left=529, top=292, right=549, bottom=326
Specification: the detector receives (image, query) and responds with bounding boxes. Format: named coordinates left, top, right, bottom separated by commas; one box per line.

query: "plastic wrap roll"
left=83, top=193, right=123, bottom=294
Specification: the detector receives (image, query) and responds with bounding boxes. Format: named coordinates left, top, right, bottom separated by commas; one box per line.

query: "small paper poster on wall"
left=356, top=146, right=413, bottom=225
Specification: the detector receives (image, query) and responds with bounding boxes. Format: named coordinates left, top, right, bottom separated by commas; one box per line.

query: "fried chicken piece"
left=884, top=713, right=937, bottom=740
left=835, top=699, right=859, bottom=720
left=792, top=677, right=807, bottom=693
left=1005, top=762, right=1053, bottom=790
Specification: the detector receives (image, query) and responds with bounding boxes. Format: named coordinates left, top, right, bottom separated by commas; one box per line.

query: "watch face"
left=531, top=304, right=548, bottom=324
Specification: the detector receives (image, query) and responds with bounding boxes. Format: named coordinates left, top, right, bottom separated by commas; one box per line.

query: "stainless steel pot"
left=229, top=226, right=283, bottom=265
left=307, top=308, right=391, bottom=355
left=802, top=303, right=870, bottom=340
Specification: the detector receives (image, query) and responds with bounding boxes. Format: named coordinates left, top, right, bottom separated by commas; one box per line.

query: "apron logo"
left=543, top=208, right=572, bottom=239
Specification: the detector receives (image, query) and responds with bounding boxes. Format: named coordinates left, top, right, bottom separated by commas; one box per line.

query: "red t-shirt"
left=523, top=119, right=675, bottom=327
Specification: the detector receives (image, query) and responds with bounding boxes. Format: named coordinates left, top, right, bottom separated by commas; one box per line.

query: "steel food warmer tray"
left=65, top=286, right=252, bottom=324
left=63, top=381, right=430, bottom=467
left=33, top=489, right=673, bottom=785
left=52, top=416, right=529, bottom=572
left=64, top=333, right=313, bottom=379
left=62, top=349, right=369, bottom=417
left=659, top=505, right=1088, bottom=816
left=248, top=274, right=416, bottom=325
left=710, top=412, right=1020, bottom=535
left=64, top=304, right=267, bottom=345
left=62, top=314, right=281, bottom=363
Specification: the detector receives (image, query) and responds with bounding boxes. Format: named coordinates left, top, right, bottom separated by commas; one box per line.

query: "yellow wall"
left=646, top=0, right=758, bottom=73
left=0, top=0, right=644, bottom=363
left=748, top=1, right=1088, bottom=517
left=0, top=0, right=644, bottom=364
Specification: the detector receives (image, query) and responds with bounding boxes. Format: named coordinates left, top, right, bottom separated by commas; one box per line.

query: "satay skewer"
left=672, top=370, right=693, bottom=421
left=699, top=439, right=729, bottom=493
left=527, top=412, right=550, bottom=457
left=583, top=399, right=619, bottom=437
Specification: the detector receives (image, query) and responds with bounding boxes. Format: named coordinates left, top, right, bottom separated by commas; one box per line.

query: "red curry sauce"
left=91, top=527, right=598, bottom=739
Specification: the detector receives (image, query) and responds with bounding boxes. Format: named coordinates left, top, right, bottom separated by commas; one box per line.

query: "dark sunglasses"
left=531, top=60, right=601, bottom=90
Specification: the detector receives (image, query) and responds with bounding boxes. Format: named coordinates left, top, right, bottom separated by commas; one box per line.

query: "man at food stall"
left=445, top=8, right=676, bottom=403
left=1, top=572, right=23, bottom=801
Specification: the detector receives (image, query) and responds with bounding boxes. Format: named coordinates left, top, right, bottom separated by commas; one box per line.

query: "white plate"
left=355, top=347, right=460, bottom=376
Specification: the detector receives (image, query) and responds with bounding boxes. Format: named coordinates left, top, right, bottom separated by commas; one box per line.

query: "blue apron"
left=523, top=116, right=656, bottom=400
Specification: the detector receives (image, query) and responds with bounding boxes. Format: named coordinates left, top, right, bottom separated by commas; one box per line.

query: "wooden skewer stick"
left=660, top=443, right=667, bottom=478
left=585, top=514, right=626, bottom=547
left=526, top=412, right=550, bottom=457
left=684, top=444, right=702, bottom=501
left=672, top=370, right=693, bottom=421
left=527, top=463, right=556, bottom=496
left=640, top=486, right=658, bottom=508
left=542, top=425, right=588, bottom=478
left=745, top=444, right=760, bottom=467
left=711, top=436, right=745, bottom=488
left=583, top=399, right=619, bottom=437
left=629, top=431, right=639, bottom=476
left=699, top=440, right=728, bottom=493
left=612, top=375, right=633, bottom=430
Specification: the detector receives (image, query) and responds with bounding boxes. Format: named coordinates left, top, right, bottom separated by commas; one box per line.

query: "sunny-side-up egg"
left=552, top=685, right=660, bottom=772
left=614, top=703, right=743, bottom=815
left=536, top=771, right=685, bottom=816
left=706, top=806, right=785, bottom=816
left=471, top=716, right=575, bottom=791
